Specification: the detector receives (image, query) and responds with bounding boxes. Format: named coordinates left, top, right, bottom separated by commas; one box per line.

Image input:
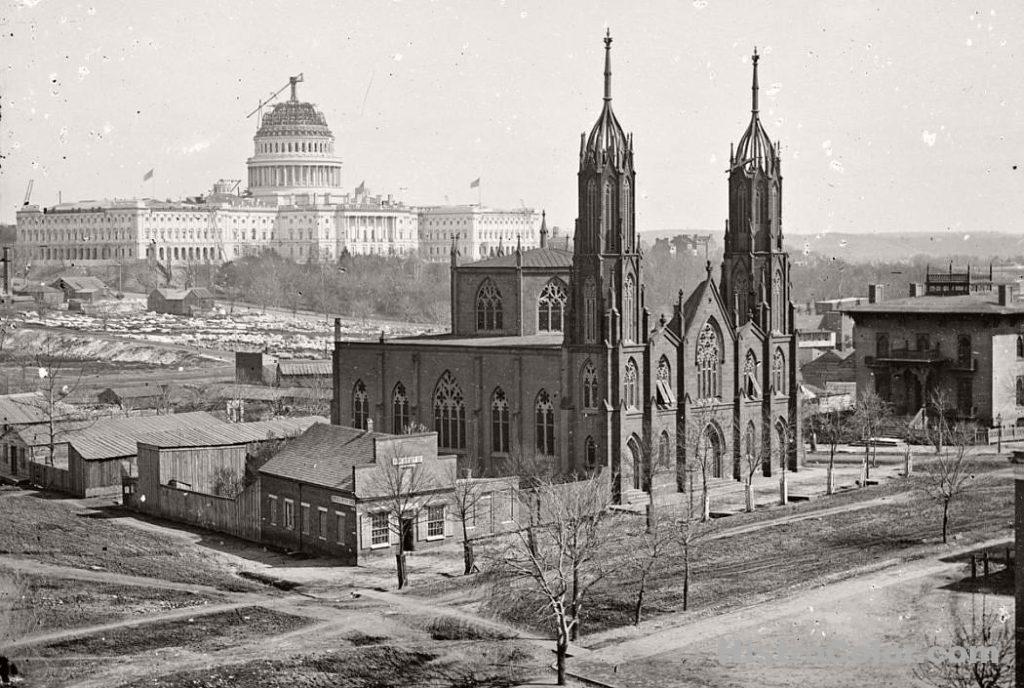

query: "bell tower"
left=567, top=30, right=644, bottom=349
left=720, top=49, right=791, bottom=334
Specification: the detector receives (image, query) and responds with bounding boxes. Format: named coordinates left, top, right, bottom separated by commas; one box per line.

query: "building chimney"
left=366, top=418, right=374, bottom=433
left=868, top=284, right=885, bottom=304
left=908, top=282, right=925, bottom=298
left=998, top=283, right=1016, bottom=306
left=334, top=317, right=342, bottom=342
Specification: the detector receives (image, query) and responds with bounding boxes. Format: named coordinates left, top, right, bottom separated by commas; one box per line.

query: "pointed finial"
left=603, top=29, right=613, bottom=102
left=751, top=47, right=760, bottom=115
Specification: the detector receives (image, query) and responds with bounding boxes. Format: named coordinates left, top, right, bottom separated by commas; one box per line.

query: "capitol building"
left=15, top=77, right=545, bottom=266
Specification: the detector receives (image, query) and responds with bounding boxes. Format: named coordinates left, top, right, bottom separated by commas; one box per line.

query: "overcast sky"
left=2, top=0, right=1022, bottom=236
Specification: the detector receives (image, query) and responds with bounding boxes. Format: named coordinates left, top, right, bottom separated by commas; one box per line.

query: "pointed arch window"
left=623, top=358, right=640, bottom=409
left=696, top=321, right=722, bottom=399
left=772, top=348, right=786, bottom=395
left=491, top=387, right=510, bottom=454
left=475, top=279, right=503, bottom=331
left=655, top=355, right=675, bottom=409
left=586, top=179, right=598, bottom=248
left=658, top=430, right=671, bottom=469
left=583, top=278, right=598, bottom=343
left=1017, top=335, right=1024, bottom=359
left=352, top=380, right=369, bottom=430
left=433, top=371, right=466, bottom=450
left=957, top=335, right=972, bottom=367
left=772, top=270, right=784, bottom=331
left=391, top=383, right=409, bottom=434
left=603, top=179, right=615, bottom=248
left=623, top=273, right=636, bottom=343
left=538, top=279, right=567, bottom=333
left=582, top=361, right=599, bottom=410
left=621, top=178, right=632, bottom=242
left=535, top=390, right=555, bottom=456
left=743, top=350, right=760, bottom=397
left=876, top=333, right=890, bottom=358
left=585, top=436, right=598, bottom=472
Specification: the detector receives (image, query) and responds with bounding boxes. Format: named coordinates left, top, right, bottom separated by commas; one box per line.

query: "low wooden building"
left=258, top=425, right=459, bottom=564
left=97, top=385, right=168, bottom=411
left=275, top=359, right=331, bottom=388
left=130, top=416, right=321, bottom=540
left=147, top=287, right=216, bottom=316
left=16, top=283, right=63, bottom=307
left=52, top=275, right=107, bottom=302
left=0, top=392, right=82, bottom=482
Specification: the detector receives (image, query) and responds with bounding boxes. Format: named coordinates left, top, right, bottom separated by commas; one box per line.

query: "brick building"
left=844, top=277, right=1024, bottom=428
left=258, top=424, right=458, bottom=563
left=330, top=37, right=802, bottom=504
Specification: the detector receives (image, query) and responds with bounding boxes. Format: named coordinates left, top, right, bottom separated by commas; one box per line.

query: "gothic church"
left=331, top=33, right=801, bottom=502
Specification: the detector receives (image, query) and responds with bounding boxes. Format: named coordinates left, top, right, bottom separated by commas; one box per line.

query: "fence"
left=148, top=481, right=261, bottom=542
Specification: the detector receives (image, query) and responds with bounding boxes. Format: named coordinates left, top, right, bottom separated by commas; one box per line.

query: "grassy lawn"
left=448, top=469, right=1012, bottom=638
left=0, top=491, right=258, bottom=592
left=2, top=573, right=224, bottom=636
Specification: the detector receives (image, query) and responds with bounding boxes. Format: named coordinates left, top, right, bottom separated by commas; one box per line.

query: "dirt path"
left=580, top=535, right=1012, bottom=664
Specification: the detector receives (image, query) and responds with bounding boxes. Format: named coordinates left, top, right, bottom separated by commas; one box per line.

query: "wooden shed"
left=52, top=275, right=107, bottom=302
left=97, top=385, right=167, bottom=410
left=147, top=287, right=216, bottom=316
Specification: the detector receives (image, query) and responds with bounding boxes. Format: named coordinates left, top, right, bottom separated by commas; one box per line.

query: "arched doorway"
left=627, top=435, right=642, bottom=491
left=700, top=424, right=724, bottom=479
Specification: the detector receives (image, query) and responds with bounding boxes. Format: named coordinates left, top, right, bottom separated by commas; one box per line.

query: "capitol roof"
left=257, top=99, right=332, bottom=136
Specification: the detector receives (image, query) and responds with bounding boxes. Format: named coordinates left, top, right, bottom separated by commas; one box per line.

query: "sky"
left=1, top=0, right=1022, bottom=236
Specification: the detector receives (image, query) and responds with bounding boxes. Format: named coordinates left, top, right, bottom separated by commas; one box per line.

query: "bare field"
left=113, top=642, right=539, bottom=688
left=34, top=605, right=311, bottom=657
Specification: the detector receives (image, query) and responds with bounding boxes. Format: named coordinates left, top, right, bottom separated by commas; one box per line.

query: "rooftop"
left=137, top=416, right=322, bottom=450
left=258, top=423, right=400, bottom=491
left=843, top=293, right=1024, bottom=316
left=66, top=411, right=227, bottom=459
left=342, top=333, right=564, bottom=349
left=277, top=359, right=331, bottom=376
left=459, top=247, right=573, bottom=271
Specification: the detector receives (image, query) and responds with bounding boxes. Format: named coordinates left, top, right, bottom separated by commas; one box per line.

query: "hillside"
left=787, top=231, right=1024, bottom=263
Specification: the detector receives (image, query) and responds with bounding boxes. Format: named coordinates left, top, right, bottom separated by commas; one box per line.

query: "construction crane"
left=246, top=74, right=304, bottom=129
left=23, top=179, right=33, bottom=206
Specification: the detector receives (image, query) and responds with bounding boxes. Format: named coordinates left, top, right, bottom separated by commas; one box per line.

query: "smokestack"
left=334, top=317, right=341, bottom=343
left=868, top=284, right=885, bottom=304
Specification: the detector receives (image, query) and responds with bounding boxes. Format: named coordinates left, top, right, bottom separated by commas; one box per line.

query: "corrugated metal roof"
left=459, top=247, right=573, bottom=271
left=258, top=423, right=396, bottom=490
left=210, top=384, right=330, bottom=402
left=136, top=415, right=323, bottom=450
left=277, top=359, right=331, bottom=376
left=67, top=411, right=226, bottom=459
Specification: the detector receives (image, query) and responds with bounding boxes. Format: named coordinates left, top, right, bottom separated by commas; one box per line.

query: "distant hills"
left=640, top=229, right=1024, bottom=263
left=787, top=231, right=1024, bottom=263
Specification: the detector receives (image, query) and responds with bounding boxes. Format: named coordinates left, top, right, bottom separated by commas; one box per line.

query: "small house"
left=147, top=287, right=217, bottom=316
left=258, top=425, right=458, bottom=564
left=97, top=385, right=168, bottom=411
left=274, top=359, right=331, bottom=388
left=17, top=283, right=63, bottom=307
left=52, top=275, right=107, bottom=302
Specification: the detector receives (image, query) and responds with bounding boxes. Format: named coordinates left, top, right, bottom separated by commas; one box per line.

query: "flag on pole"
left=469, top=177, right=480, bottom=189
left=143, top=169, right=154, bottom=181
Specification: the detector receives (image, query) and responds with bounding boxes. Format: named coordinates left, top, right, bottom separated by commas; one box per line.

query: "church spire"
left=751, top=47, right=759, bottom=115
left=603, top=28, right=613, bottom=102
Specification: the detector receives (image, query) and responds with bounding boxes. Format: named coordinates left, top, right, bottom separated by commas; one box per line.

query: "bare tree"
left=914, top=594, right=1014, bottom=688
left=624, top=513, right=676, bottom=625
left=816, top=406, right=847, bottom=495
left=445, top=464, right=488, bottom=575
left=24, top=344, right=89, bottom=466
left=367, top=447, right=442, bottom=589
left=674, top=471, right=706, bottom=612
left=487, top=475, right=614, bottom=685
left=917, top=418, right=976, bottom=544
left=681, top=399, right=724, bottom=522
left=851, top=390, right=891, bottom=485
left=738, top=424, right=765, bottom=513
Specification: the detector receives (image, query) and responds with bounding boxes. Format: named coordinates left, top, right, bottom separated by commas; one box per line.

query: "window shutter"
left=444, top=505, right=453, bottom=538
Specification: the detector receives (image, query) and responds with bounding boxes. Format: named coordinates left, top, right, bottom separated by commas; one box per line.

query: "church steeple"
left=721, top=49, right=790, bottom=333
left=568, top=30, right=643, bottom=348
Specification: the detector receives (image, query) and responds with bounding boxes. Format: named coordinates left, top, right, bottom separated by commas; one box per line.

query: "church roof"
left=581, top=30, right=630, bottom=170
left=731, top=49, right=778, bottom=176
left=459, top=247, right=573, bottom=271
